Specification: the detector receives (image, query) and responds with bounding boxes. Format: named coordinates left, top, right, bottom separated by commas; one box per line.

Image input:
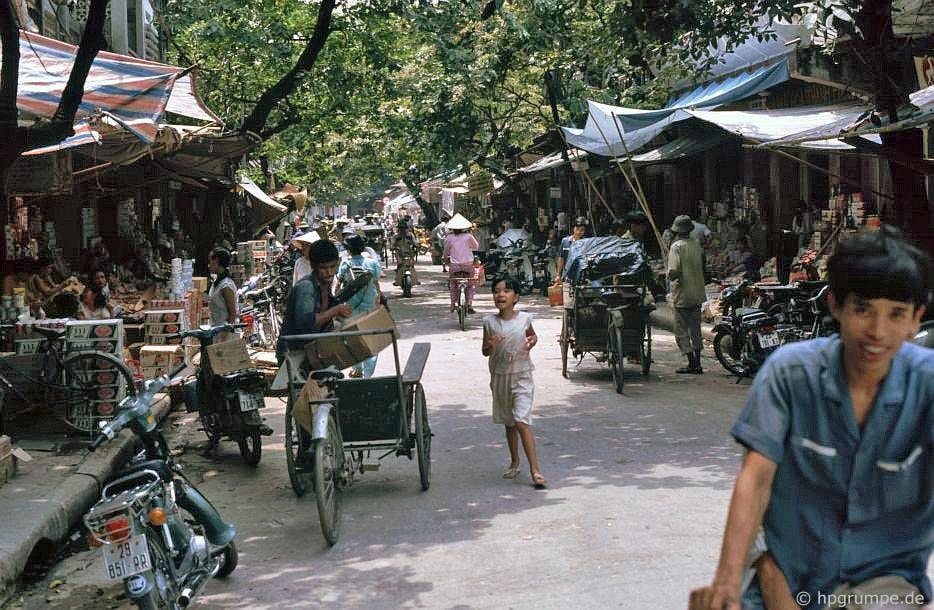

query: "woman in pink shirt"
left=443, top=214, right=480, bottom=313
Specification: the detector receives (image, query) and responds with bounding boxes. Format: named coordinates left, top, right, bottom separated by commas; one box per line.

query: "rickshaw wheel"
left=414, top=383, right=431, bottom=491
left=608, top=326, right=624, bottom=394
left=285, top=389, right=312, bottom=497
left=560, top=310, right=570, bottom=378
left=314, top=413, right=343, bottom=546
left=642, top=322, right=652, bottom=376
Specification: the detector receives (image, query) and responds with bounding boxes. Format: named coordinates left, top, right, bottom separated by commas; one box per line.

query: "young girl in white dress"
left=481, top=277, right=545, bottom=488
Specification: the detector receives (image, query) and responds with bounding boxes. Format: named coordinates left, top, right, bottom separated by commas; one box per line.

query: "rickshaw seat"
left=310, top=366, right=344, bottom=381
left=402, top=342, right=431, bottom=386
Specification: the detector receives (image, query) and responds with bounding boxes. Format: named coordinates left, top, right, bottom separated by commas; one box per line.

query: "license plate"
left=757, top=332, right=780, bottom=348
left=238, top=390, right=262, bottom=412
left=102, top=534, right=151, bottom=581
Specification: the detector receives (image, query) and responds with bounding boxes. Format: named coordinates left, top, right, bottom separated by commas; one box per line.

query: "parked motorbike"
left=176, top=323, right=271, bottom=466
left=84, top=363, right=238, bottom=610
left=713, top=281, right=833, bottom=379
left=239, top=283, right=281, bottom=350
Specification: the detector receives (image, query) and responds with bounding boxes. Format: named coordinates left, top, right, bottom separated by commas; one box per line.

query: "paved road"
left=8, top=263, right=753, bottom=610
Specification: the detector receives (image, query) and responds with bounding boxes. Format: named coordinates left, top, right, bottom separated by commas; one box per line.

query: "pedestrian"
left=291, top=231, right=320, bottom=284
left=688, top=226, right=932, bottom=610
left=552, top=216, right=588, bottom=312
left=337, top=234, right=382, bottom=378
left=443, top=213, right=480, bottom=313
left=482, top=277, right=545, bottom=488
left=667, top=215, right=705, bottom=374
left=474, top=221, right=490, bottom=263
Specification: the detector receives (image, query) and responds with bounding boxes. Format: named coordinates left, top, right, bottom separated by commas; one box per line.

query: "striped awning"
left=6, top=30, right=219, bottom=151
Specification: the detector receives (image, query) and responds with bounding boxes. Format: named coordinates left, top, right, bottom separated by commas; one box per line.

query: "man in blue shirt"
left=690, top=226, right=932, bottom=610
left=277, top=239, right=352, bottom=363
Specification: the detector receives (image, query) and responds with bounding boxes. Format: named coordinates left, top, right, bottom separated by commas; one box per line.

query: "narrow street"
left=8, top=263, right=751, bottom=610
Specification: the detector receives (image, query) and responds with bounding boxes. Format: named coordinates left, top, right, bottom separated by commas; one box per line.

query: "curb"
left=0, top=395, right=171, bottom=605
left=649, top=303, right=717, bottom=342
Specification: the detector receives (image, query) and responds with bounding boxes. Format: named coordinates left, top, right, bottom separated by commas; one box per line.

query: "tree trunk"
left=239, top=0, right=336, bottom=136
left=401, top=174, right=438, bottom=228
left=0, top=0, right=110, bottom=212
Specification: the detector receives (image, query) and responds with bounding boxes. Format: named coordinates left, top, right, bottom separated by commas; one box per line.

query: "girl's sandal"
left=531, top=472, right=546, bottom=488
left=502, top=467, right=521, bottom=479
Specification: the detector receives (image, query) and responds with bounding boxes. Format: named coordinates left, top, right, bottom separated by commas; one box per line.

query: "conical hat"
left=446, top=213, right=472, bottom=231
left=292, top=231, right=321, bottom=247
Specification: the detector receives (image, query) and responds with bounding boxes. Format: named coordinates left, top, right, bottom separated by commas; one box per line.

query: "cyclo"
left=559, top=236, right=655, bottom=393
left=275, top=323, right=431, bottom=545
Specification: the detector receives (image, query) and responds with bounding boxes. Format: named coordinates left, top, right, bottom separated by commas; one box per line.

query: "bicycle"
left=452, top=271, right=474, bottom=331
left=0, top=325, right=137, bottom=436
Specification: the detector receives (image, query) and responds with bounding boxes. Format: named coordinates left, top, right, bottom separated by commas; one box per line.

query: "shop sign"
left=468, top=171, right=494, bottom=196
left=549, top=186, right=562, bottom=199
left=8, top=151, right=72, bottom=196
left=914, top=56, right=934, bottom=88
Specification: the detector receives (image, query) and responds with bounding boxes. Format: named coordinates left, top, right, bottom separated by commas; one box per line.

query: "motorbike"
left=84, top=363, right=238, bottom=610
left=394, top=248, right=417, bottom=298
left=713, top=281, right=833, bottom=379
left=177, top=323, right=271, bottom=466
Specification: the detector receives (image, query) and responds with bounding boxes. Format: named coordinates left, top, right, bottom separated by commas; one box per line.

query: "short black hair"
left=344, top=235, right=365, bottom=255
left=491, top=276, right=522, bottom=295
left=308, top=239, right=339, bottom=265
left=828, top=225, right=930, bottom=309
left=210, top=247, right=231, bottom=268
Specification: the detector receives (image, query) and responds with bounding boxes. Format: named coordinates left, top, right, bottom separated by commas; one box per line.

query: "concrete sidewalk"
left=0, top=395, right=170, bottom=605
left=650, top=301, right=716, bottom=341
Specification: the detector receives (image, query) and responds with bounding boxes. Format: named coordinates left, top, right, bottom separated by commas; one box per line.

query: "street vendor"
left=277, top=239, right=352, bottom=363
left=207, top=247, right=238, bottom=343
left=26, top=257, right=66, bottom=307
left=553, top=216, right=588, bottom=283
left=443, top=213, right=480, bottom=314
left=77, top=286, right=112, bottom=320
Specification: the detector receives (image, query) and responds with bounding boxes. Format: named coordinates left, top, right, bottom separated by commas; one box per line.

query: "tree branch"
left=240, top=0, right=337, bottom=136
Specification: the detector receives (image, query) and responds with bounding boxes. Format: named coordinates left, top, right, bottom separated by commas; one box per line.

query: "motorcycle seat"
left=105, top=459, right=174, bottom=487
left=735, top=307, right=763, bottom=318
left=33, top=326, right=66, bottom=340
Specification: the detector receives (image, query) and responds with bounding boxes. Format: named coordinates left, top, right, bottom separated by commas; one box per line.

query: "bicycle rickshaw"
left=559, top=236, right=654, bottom=393
left=276, top=327, right=431, bottom=545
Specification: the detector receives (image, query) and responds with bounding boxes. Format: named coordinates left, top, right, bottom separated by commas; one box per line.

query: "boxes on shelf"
left=144, top=309, right=187, bottom=324
left=65, top=337, right=123, bottom=355
left=140, top=345, right=185, bottom=369
left=65, top=319, right=122, bottom=340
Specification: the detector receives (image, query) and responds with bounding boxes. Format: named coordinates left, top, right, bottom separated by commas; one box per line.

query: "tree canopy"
left=163, top=0, right=901, bottom=208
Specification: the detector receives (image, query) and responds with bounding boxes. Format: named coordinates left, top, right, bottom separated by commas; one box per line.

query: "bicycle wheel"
left=60, top=351, right=137, bottom=434
left=560, top=312, right=570, bottom=378
left=608, top=325, right=623, bottom=394
left=457, top=286, right=466, bottom=331
left=413, top=384, right=431, bottom=491
left=314, top=413, right=343, bottom=546
left=284, top=387, right=313, bottom=497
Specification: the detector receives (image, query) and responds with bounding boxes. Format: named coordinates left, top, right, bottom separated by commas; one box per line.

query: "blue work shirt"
left=276, top=274, right=329, bottom=362
left=732, top=337, right=933, bottom=609
left=337, top=255, right=381, bottom=316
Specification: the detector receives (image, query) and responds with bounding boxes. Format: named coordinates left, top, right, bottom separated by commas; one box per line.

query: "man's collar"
left=820, top=337, right=907, bottom=406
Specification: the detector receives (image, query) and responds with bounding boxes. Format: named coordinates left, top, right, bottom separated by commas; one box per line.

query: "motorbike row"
left=483, top=238, right=556, bottom=296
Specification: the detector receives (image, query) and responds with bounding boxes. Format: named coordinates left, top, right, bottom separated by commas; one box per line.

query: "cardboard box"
left=145, top=335, right=183, bottom=346
left=66, top=338, right=123, bottom=354
left=205, top=338, right=252, bottom=375
left=14, top=339, right=43, bottom=354
left=141, top=365, right=171, bottom=379
left=66, top=319, right=123, bottom=339
left=292, top=378, right=329, bottom=434
left=144, top=321, right=187, bottom=336
left=140, top=345, right=184, bottom=368
left=144, top=309, right=187, bottom=324
left=192, top=277, right=209, bottom=293
left=304, top=307, right=397, bottom=370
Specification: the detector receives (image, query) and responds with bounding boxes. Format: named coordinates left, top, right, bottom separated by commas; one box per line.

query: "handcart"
left=558, top=236, right=654, bottom=393
left=278, top=329, right=431, bottom=545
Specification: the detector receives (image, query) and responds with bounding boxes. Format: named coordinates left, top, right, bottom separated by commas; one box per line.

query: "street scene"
left=0, top=1, right=933, bottom=610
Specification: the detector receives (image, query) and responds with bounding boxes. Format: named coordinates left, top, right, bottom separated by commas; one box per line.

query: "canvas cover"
left=563, top=236, right=647, bottom=282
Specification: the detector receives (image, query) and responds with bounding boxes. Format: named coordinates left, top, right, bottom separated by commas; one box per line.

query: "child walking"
left=482, top=277, right=546, bottom=488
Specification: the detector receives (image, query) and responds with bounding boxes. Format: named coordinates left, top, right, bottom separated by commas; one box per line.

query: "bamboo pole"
left=555, top=126, right=618, bottom=221
left=610, top=113, right=651, bottom=213
left=590, top=115, right=669, bottom=261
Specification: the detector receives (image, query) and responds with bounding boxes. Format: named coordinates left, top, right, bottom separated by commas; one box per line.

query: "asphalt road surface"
left=8, top=262, right=753, bottom=610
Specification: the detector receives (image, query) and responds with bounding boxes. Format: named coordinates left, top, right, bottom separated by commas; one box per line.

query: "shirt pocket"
left=875, top=445, right=925, bottom=514
left=790, top=435, right=843, bottom=491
